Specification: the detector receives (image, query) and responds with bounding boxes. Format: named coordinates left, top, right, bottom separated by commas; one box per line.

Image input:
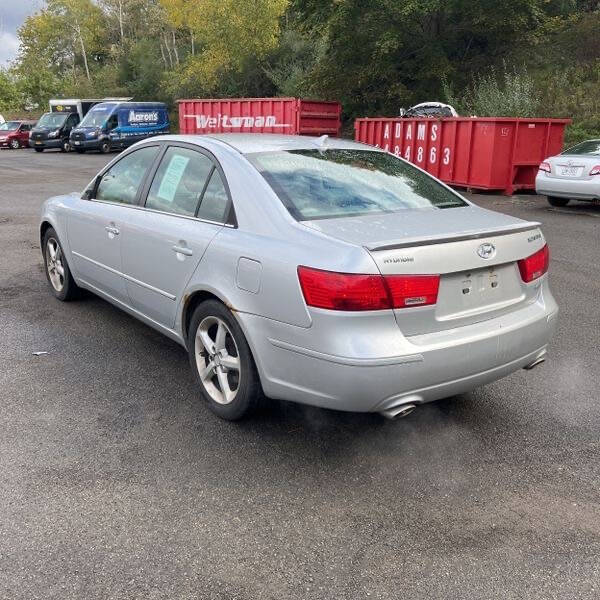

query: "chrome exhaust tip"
left=380, top=403, right=417, bottom=420
left=524, top=356, right=546, bottom=370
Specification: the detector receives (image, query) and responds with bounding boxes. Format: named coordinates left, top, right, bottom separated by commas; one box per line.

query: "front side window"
left=96, top=146, right=159, bottom=205
left=562, top=140, right=600, bottom=156
left=146, top=147, right=214, bottom=217
left=107, top=114, right=118, bottom=130
left=0, top=121, right=19, bottom=131
left=247, top=149, right=467, bottom=221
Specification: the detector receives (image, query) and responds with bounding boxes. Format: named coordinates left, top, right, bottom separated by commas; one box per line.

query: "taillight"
left=297, top=266, right=440, bottom=311
left=385, top=275, right=440, bottom=308
left=518, top=244, right=549, bottom=283
left=539, top=161, right=551, bottom=173
left=589, top=165, right=600, bottom=176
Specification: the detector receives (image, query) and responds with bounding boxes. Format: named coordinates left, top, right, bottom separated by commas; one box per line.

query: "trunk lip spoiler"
left=367, top=222, right=541, bottom=252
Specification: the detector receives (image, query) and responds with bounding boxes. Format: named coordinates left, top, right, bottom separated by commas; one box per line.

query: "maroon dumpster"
left=354, top=117, right=571, bottom=195
left=179, top=97, right=342, bottom=137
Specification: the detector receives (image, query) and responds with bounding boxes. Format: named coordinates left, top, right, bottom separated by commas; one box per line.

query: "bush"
left=447, top=62, right=538, bottom=117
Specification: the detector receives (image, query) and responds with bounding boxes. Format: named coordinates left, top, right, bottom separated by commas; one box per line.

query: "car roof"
left=153, top=133, right=377, bottom=155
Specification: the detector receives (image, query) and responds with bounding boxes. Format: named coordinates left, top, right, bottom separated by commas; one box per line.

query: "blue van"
left=70, top=101, right=169, bottom=153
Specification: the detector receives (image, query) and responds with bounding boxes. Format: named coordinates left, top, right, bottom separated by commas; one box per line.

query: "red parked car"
left=0, top=120, right=36, bottom=149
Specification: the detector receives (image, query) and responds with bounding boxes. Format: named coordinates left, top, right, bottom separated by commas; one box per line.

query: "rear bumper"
left=238, top=282, right=558, bottom=413
left=536, top=173, right=600, bottom=200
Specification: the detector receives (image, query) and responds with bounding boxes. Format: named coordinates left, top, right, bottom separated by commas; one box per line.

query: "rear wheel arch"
left=181, top=289, right=266, bottom=387
left=40, top=220, right=53, bottom=250
left=182, top=289, right=232, bottom=344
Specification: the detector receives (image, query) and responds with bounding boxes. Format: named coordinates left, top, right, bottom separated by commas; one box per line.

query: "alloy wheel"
left=195, top=316, right=241, bottom=405
left=46, top=237, right=65, bottom=292
left=10, top=139, right=20, bottom=149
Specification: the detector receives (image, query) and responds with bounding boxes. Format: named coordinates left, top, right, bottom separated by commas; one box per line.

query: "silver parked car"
left=536, top=139, right=600, bottom=206
left=40, top=134, right=558, bottom=420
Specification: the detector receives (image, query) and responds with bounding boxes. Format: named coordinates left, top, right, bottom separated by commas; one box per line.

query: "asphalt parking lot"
left=1, top=146, right=599, bottom=600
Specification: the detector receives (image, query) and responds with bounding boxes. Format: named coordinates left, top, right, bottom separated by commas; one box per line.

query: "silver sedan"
left=40, top=134, right=558, bottom=420
left=536, top=139, right=600, bottom=206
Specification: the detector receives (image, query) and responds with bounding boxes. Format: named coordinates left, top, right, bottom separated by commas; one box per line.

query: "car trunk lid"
left=547, top=154, right=599, bottom=180
left=303, top=206, right=545, bottom=335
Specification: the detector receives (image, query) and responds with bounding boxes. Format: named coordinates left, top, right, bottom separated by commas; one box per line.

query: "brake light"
left=518, top=244, right=549, bottom=283
left=539, top=161, right=551, bottom=173
left=589, top=165, right=600, bottom=176
left=385, top=275, right=440, bottom=308
left=297, top=266, right=440, bottom=311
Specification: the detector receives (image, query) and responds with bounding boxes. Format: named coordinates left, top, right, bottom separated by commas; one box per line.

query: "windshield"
left=37, top=113, right=68, bottom=128
left=0, top=121, right=20, bottom=131
left=562, top=140, right=600, bottom=156
left=247, top=149, right=467, bottom=221
left=79, top=106, right=113, bottom=128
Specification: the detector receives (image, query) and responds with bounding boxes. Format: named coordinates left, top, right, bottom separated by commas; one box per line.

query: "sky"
left=0, top=0, right=45, bottom=67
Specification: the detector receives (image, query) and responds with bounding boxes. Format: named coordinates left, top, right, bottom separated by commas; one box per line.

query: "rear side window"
left=96, top=146, right=159, bottom=205
left=146, top=147, right=214, bottom=217
left=247, top=149, right=467, bottom=221
left=197, top=170, right=229, bottom=223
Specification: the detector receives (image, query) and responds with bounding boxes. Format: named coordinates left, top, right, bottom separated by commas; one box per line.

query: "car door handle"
left=172, top=245, right=193, bottom=256
left=105, top=225, right=120, bottom=235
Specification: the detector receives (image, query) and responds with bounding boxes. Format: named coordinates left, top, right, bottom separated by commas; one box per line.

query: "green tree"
left=0, top=70, right=20, bottom=112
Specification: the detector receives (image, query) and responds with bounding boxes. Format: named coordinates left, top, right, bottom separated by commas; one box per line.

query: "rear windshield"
left=37, top=113, right=68, bottom=128
left=0, top=121, right=19, bottom=131
left=247, top=149, right=466, bottom=221
left=562, top=140, right=600, bottom=156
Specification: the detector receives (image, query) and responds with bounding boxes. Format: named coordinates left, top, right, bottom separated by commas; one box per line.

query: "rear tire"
left=42, top=227, right=80, bottom=301
left=34, top=147, right=44, bottom=153
left=188, top=300, right=261, bottom=421
left=547, top=196, right=570, bottom=207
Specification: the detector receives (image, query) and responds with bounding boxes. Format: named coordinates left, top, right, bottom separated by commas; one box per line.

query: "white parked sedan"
left=40, top=134, right=557, bottom=421
left=536, top=139, right=600, bottom=206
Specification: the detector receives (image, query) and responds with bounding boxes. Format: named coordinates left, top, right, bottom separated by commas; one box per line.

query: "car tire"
left=100, top=141, right=110, bottom=154
left=10, top=139, right=20, bottom=149
left=60, top=140, right=71, bottom=153
left=34, top=147, right=44, bottom=153
left=547, top=196, right=570, bottom=207
left=188, top=299, right=262, bottom=421
left=42, top=227, right=80, bottom=301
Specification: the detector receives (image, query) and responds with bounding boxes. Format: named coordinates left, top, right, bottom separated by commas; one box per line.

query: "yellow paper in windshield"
left=157, top=154, right=190, bottom=202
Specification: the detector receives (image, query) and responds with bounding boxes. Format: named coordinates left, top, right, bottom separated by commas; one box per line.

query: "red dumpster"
left=354, top=117, right=571, bottom=195
left=179, top=97, right=341, bottom=137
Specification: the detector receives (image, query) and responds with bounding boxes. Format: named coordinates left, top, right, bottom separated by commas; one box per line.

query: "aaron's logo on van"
left=128, top=110, right=159, bottom=124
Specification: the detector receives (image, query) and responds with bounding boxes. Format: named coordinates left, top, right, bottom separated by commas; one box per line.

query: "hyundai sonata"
left=40, top=134, right=557, bottom=420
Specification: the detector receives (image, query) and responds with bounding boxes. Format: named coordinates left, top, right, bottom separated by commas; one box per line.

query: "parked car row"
left=1, top=98, right=170, bottom=154
left=29, top=98, right=169, bottom=154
